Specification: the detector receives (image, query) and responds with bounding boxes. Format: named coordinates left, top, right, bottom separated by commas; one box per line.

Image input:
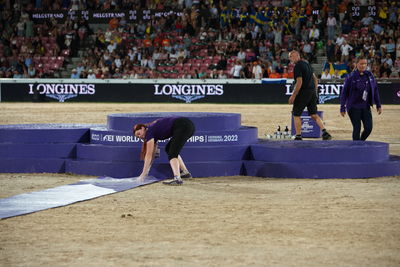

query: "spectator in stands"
left=309, top=25, right=320, bottom=41
left=230, top=60, right=243, bottom=79
left=395, top=56, right=400, bottom=71
left=372, top=21, right=384, bottom=35
left=269, top=68, right=281, bottom=78
left=25, top=17, right=34, bottom=38
left=13, top=69, right=23, bottom=78
left=326, top=13, right=337, bottom=40
left=252, top=61, right=263, bottom=79
left=272, top=24, right=283, bottom=46
left=332, top=69, right=341, bottom=79
left=361, top=13, right=374, bottom=27
left=169, top=49, right=179, bottom=63
left=177, top=48, right=187, bottom=63
left=321, top=68, right=332, bottom=79
left=27, top=64, right=36, bottom=78
left=335, top=33, right=345, bottom=47
left=337, top=1, right=347, bottom=22
left=341, top=19, right=352, bottom=35
left=112, top=68, right=122, bottom=79
left=237, top=48, right=246, bottom=62
left=216, top=55, right=227, bottom=70
left=302, top=42, right=313, bottom=62
left=275, top=62, right=285, bottom=75
left=217, top=69, right=227, bottom=79
left=381, top=54, right=393, bottom=68
left=326, top=39, right=336, bottom=63
left=70, top=68, right=79, bottom=78
left=340, top=41, right=353, bottom=63
left=380, top=62, right=392, bottom=77
left=386, top=38, right=396, bottom=59
left=300, top=26, right=309, bottom=43
left=87, top=69, right=96, bottom=79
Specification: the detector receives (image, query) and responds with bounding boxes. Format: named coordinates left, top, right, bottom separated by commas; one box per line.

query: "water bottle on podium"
left=284, top=126, right=289, bottom=139
left=274, top=125, right=281, bottom=139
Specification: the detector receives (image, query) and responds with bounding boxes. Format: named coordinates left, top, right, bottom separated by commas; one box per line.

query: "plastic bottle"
left=284, top=126, right=289, bottom=139
left=276, top=125, right=281, bottom=138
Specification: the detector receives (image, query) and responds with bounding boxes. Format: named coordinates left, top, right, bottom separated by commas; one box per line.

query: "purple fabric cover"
left=76, top=143, right=251, bottom=162
left=244, top=156, right=400, bottom=178
left=250, top=140, right=389, bottom=162
left=107, top=112, right=241, bottom=131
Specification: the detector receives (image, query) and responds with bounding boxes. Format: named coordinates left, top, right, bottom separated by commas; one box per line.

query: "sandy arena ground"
left=0, top=103, right=399, bottom=267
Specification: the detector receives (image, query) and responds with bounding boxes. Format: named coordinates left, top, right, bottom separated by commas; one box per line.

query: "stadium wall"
left=0, top=79, right=399, bottom=104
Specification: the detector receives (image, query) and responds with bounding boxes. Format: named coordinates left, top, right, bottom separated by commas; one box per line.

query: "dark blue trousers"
left=348, top=107, right=373, bottom=141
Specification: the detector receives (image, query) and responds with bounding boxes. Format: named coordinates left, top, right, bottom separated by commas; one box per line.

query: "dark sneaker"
left=322, top=131, right=332, bottom=140
left=181, top=172, right=192, bottom=179
left=162, top=179, right=183, bottom=186
left=294, top=135, right=302, bottom=140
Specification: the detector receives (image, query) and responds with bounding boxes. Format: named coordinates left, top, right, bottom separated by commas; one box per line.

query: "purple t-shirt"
left=145, top=117, right=178, bottom=142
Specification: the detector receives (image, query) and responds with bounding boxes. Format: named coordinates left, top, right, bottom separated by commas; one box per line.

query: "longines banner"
left=1, top=82, right=399, bottom=104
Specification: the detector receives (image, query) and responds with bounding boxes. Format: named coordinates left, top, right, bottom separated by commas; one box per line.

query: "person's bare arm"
left=139, top=139, right=155, bottom=180
left=289, top=77, right=302, bottom=104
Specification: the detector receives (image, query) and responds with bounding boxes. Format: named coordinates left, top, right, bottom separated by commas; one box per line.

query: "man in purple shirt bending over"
left=340, top=56, right=382, bottom=140
left=133, top=117, right=195, bottom=185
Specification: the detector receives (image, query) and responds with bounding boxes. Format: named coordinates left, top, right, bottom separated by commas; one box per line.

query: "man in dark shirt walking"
left=288, top=50, right=332, bottom=140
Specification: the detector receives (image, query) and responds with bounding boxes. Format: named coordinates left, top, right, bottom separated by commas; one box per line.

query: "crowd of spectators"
left=0, top=0, right=399, bottom=80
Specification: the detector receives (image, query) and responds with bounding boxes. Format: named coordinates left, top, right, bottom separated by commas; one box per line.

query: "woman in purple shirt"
left=133, top=117, right=195, bottom=185
left=340, top=56, right=382, bottom=140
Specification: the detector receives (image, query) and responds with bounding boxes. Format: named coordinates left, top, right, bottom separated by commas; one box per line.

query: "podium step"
left=0, top=158, right=66, bottom=173
left=244, top=156, right=400, bottom=179
left=76, top=143, right=251, bottom=162
left=66, top=159, right=244, bottom=178
left=0, top=124, right=101, bottom=143
left=107, top=112, right=241, bottom=131
left=0, top=143, right=77, bottom=158
left=250, top=140, right=389, bottom=163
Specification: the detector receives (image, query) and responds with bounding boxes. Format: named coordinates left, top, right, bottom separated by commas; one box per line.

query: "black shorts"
left=292, top=89, right=318, bottom=117
left=165, top=118, right=195, bottom=160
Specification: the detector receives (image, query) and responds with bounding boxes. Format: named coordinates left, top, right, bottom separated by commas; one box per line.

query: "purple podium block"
left=0, top=158, right=66, bottom=173
left=291, top=111, right=323, bottom=138
left=89, top=126, right=258, bottom=146
left=107, top=112, right=242, bottom=131
left=0, top=143, right=77, bottom=159
left=244, top=156, right=400, bottom=179
left=0, top=124, right=101, bottom=144
left=250, top=140, right=389, bottom=163
left=76, top=143, right=251, bottom=162
left=1, top=112, right=398, bottom=180
left=66, top=159, right=244, bottom=178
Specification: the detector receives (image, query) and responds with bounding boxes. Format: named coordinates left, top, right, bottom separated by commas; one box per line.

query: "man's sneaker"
left=294, top=135, right=302, bottom=140
left=180, top=172, right=192, bottom=179
left=322, top=131, right=332, bottom=140
left=162, top=178, right=183, bottom=186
